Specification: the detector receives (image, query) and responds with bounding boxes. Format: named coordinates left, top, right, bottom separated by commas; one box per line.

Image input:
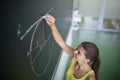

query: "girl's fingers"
left=45, top=14, right=55, bottom=20
left=45, top=17, right=55, bottom=23
left=44, top=14, right=55, bottom=26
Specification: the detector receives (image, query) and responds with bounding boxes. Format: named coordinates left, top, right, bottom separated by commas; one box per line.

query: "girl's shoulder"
left=85, top=70, right=95, bottom=80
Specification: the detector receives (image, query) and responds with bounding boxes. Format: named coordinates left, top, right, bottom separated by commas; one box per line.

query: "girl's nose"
left=73, top=53, right=77, bottom=59
left=73, top=50, right=78, bottom=59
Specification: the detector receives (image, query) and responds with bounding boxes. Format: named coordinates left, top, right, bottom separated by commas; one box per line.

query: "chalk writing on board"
left=18, top=8, right=54, bottom=77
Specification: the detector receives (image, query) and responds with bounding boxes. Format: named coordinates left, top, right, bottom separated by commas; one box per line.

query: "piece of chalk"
left=42, top=16, right=46, bottom=19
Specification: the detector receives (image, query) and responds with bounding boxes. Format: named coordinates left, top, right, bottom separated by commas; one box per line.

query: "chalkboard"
left=1, top=0, right=73, bottom=80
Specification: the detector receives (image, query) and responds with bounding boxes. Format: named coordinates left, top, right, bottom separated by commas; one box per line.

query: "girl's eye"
left=78, top=50, right=80, bottom=55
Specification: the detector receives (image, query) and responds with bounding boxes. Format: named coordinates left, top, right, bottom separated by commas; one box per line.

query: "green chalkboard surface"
left=1, top=0, right=73, bottom=80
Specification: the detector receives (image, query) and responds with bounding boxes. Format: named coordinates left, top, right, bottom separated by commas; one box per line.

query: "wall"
left=78, top=0, right=120, bottom=19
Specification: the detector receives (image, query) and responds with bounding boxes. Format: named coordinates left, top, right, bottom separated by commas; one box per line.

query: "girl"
left=45, top=14, right=100, bottom=80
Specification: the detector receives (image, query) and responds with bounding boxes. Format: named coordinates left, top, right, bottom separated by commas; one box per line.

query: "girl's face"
left=73, top=47, right=89, bottom=65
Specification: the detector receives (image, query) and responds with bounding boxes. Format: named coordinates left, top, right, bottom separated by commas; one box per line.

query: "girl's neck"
left=73, top=62, right=92, bottom=78
left=80, top=63, right=92, bottom=73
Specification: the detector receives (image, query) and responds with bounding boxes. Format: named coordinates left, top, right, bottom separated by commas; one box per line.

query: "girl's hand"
left=45, top=14, right=55, bottom=27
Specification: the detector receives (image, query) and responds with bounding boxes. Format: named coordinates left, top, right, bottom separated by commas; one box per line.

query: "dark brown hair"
left=79, top=42, right=100, bottom=80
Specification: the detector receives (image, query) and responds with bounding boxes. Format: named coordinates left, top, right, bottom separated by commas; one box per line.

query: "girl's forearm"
left=50, top=24, right=74, bottom=56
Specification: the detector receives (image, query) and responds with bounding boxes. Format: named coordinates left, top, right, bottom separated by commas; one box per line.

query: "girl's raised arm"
left=45, top=14, right=74, bottom=57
